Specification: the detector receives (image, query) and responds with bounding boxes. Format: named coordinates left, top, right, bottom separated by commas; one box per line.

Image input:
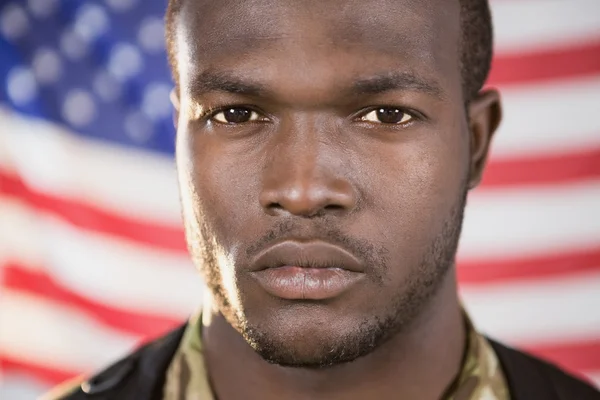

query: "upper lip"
left=250, top=240, right=364, bottom=273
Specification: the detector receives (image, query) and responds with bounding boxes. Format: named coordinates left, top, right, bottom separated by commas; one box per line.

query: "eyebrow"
left=188, top=70, right=268, bottom=97
left=350, top=72, right=445, bottom=99
left=188, top=70, right=445, bottom=100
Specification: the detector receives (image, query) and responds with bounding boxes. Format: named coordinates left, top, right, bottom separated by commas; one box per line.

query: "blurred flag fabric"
left=0, top=0, right=599, bottom=397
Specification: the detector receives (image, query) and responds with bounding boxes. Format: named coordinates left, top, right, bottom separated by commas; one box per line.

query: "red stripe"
left=3, top=264, right=182, bottom=340
left=523, top=339, right=600, bottom=381
left=0, top=170, right=188, bottom=253
left=0, top=356, right=80, bottom=386
left=489, top=39, right=600, bottom=86
left=482, top=147, right=600, bottom=188
left=458, top=246, right=600, bottom=285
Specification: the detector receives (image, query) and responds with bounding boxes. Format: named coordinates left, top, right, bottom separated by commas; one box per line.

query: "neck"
left=202, top=271, right=465, bottom=400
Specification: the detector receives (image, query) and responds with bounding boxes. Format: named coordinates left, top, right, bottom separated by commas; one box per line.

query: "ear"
left=466, top=89, right=502, bottom=189
left=170, top=88, right=180, bottom=129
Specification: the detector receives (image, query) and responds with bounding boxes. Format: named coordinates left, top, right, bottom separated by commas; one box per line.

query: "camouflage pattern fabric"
left=163, top=313, right=213, bottom=400
left=163, top=315, right=511, bottom=400
left=447, top=319, right=511, bottom=400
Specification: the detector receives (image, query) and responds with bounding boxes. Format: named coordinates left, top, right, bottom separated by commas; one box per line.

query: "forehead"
left=176, top=0, right=461, bottom=96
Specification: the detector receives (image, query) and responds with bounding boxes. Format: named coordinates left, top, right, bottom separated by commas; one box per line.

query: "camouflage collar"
left=446, top=317, right=511, bottom=400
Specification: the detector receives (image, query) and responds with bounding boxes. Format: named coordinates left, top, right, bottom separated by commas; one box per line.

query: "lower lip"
left=251, top=266, right=364, bottom=300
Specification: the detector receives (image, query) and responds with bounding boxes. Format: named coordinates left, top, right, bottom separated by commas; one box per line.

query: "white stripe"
left=0, top=107, right=181, bottom=225
left=462, top=271, right=600, bottom=344
left=0, top=290, right=138, bottom=373
left=492, top=0, right=600, bottom=53
left=585, top=371, right=600, bottom=389
left=491, top=75, right=600, bottom=159
left=0, top=198, right=202, bottom=318
left=0, top=374, right=49, bottom=399
left=460, top=180, right=600, bottom=259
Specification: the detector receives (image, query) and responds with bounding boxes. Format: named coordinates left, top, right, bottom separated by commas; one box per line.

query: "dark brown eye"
left=213, top=107, right=261, bottom=124
left=361, top=107, right=412, bottom=124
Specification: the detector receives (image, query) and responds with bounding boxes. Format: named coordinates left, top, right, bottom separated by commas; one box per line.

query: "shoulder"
left=43, top=324, right=187, bottom=400
left=489, top=339, right=600, bottom=400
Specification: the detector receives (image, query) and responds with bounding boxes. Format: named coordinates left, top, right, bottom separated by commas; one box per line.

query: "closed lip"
left=248, top=240, right=365, bottom=300
left=249, top=240, right=365, bottom=273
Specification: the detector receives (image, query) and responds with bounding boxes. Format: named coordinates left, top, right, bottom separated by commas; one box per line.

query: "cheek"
left=176, top=128, right=262, bottom=243
left=365, top=128, right=469, bottom=249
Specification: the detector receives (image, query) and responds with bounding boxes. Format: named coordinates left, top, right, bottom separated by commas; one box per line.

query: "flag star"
left=60, top=29, right=89, bottom=60
left=93, top=70, right=123, bottom=102
left=0, top=3, right=30, bottom=41
left=125, top=110, right=154, bottom=143
left=142, top=83, right=173, bottom=121
left=7, top=66, right=38, bottom=106
left=74, top=3, right=110, bottom=43
left=105, top=0, right=140, bottom=13
left=138, top=17, right=166, bottom=54
left=62, top=89, right=97, bottom=127
left=32, top=48, right=63, bottom=85
left=108, top=43, right=144, bottom=81
left=27, top=0, right=59, bottom=19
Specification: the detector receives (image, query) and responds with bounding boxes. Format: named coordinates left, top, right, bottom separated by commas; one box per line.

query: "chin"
left=240, top=306, right=394, bottom=369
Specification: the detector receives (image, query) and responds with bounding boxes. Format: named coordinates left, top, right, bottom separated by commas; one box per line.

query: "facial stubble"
left=182, top=182, right=468, bottom=369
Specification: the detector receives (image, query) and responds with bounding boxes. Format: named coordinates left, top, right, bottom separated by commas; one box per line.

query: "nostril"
left=268, top=202, right=284, bottom=211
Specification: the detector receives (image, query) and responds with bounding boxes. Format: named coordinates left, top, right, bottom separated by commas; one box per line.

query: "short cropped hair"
left=165, top=0, right=493, bottom=102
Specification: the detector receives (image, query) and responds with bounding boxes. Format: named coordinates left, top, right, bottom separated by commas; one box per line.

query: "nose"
left=259, top=126, right=358, bottom=218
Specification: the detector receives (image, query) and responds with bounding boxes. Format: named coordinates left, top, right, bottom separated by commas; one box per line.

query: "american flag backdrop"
left=0, top=0, right=599, bottom=397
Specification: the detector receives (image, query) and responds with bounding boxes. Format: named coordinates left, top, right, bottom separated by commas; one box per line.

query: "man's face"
left=175, top=0, right=481, bottom=367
